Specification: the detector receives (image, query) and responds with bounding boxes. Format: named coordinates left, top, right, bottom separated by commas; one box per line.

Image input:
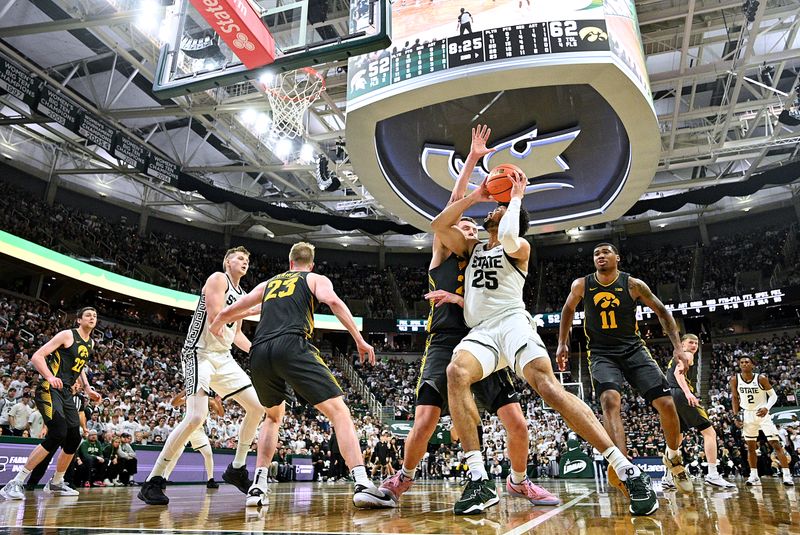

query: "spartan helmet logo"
left=233, top=32, right=255, bottom=51
left=593, top=292, right=620, bottom=309
left=78, top=345, right=89, bottom=359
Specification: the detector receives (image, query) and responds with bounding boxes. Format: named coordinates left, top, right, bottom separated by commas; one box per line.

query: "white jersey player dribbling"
left=457, top=242, right=548, bottom=378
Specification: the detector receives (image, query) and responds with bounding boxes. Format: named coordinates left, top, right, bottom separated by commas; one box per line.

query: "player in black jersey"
left=379, top=125, right=559, bottom=508
left=210, top=242, right=393, bottom=509
left=663, top=334, right=734, bottom=489
left=557, top=243, right=692, bottom=497
left=1, top=307, right=101, bottom=501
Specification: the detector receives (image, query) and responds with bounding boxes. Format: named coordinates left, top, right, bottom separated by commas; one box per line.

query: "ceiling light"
left=342, top=243, right=349, bottom=247
left=275, top=138, right=293, bottom=160
left=258, top=72, right=274, bottom=86
left=98, top=191, right=107, bottom=197
left=300, top=143, right=315, bottom=163
left=742, top=207, right=751, bottom=212
left=658, top=223, right=667, bottom=228
left=240, top=108, right=258, bottom=125
left=184, top=217, right=193, bottom=222
left=136, top=0, right=161, bottom=32
left=415, top=245, right=423, bottom=250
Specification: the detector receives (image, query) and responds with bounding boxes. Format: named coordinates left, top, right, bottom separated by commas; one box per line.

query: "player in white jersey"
left=138, top=247, right=266, bottom=505
left=730, top=355, right=794, bottom=486
left=431, top=170, right=658, bottom=516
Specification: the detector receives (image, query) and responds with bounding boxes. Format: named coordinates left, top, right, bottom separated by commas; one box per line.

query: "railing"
left=689, top=244, right=703, bottom=300
left=331, top=351, right=383, bottom=419
left=386, top=269, right=408, bottom=318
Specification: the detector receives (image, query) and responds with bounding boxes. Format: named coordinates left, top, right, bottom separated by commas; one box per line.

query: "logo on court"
left=593, top=292, right=620, bottom=309
left=233, top=33, right=255, bottom=51
left=421, top=125, right=579, bottom=195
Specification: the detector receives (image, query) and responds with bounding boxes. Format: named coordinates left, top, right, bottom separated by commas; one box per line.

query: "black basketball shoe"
left=137, top=476, right=169, bottom=505
left=223, top=463, right=252, bottom=494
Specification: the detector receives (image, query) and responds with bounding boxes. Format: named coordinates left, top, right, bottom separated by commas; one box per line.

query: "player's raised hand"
left=509, top=169, right=527, bottom=200
left=357, top=338, right=376, bottom=366
left=556, top=343, right=570, bottom=371
left=87, top=388, right=102, bottom=403
left=470, top=124, right=495, bottom=159
left=469, top=177, right=493, bottom=203
left=424, top=289, right=464, bottom=308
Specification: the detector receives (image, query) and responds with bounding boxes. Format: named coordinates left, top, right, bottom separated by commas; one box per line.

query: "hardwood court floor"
left=0, top=478, right=797, bottom=534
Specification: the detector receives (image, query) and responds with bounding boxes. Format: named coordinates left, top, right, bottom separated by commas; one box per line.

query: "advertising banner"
left=558, top=439, right=594, bottom=478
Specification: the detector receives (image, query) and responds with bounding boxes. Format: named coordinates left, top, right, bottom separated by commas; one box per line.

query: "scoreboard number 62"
left=549, top=21, right=578, bottom=38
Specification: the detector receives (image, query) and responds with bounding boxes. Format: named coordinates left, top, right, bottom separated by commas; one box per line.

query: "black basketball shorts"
left=671, top=387, right=713, bottom=433
left=250, top=335, right=343, bottom=408
left=35, top=387, right=81, bottom=429
left=589, top=346, right=670, bottom=404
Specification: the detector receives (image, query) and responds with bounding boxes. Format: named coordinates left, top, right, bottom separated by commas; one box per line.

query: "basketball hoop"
left=263, top=67, right=326, bottom=140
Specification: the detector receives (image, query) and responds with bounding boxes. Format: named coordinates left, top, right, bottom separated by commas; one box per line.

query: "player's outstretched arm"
left=449, top=124, right=494, bottom=205
left=557, top=277, right=584, bottom=371
left=309, top=273, right=375, bottom=365
left=497, top=170, right=529, bottom=260
left=629, top=277, right=684, bottom=365
left=210, top=281, right=268, bottom=336
left=30, top=329, right=72, bottom=390
left=431, top=182, right=486, bottom=257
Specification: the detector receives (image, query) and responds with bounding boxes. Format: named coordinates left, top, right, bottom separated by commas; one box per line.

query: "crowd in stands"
left=2, top=290, right=800, bottom=487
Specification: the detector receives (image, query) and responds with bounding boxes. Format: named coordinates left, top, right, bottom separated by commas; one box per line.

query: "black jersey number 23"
left=264, top=276, right=299, bottom=301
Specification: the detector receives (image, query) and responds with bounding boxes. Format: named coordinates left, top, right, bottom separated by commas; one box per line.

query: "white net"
left=264, top=67, right=326, bottom=140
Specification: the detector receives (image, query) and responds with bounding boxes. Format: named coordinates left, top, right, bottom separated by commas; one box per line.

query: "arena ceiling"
left=0, top=0, right=799, bottom=251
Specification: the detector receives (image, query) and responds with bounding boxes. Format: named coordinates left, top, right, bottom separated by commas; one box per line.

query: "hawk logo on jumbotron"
left=421, top=125, right=580, bottom=195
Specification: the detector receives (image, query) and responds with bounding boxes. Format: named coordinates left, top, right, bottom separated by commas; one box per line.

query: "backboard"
left=153, top=0, right=390, bottom=97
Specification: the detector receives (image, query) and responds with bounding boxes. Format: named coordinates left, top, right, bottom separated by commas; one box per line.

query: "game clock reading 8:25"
left=447, top=20, right=607, bottom=68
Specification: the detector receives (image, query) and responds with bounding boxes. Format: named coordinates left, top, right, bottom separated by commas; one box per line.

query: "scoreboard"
left=349, top=19, right=609, bottom=99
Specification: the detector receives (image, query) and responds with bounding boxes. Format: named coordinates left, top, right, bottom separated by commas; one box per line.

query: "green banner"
left=558, top=439, right=594, bottom=479
left=388, top=420, right=450, bottom=444
left=0, top=229, right=361, bottom=331
left=773, top=406, right=800, bottom=425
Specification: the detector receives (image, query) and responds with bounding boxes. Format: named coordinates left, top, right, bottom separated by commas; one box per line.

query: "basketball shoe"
left=453, top=478, right=499, bottom=515
left=745, top=473, right=761, bottom=486
left=624, top=469, right=659, bottom=516
left=782, top=475, right=794, bottom=487
left=506, top=476, right=560, bottom=505
left=380, top=472, right=414, bottom=503
left=608, top=465, right=630, bottom=497
left=137, top=476, right=169, bottom=505
left=223, top=463, right=252, bottom=494
left=704, top=473, right=735, bottom=488
left=662, top=452, right=692, bottom=493
left=43, top=479, right=79, bottom=496
left=661, top=470, right=675, bottom=490
left=246, top=486, right=269, bottom=507
left=353, top=484, right=395, bottom=508
left=0, top=480, right=25, bottom=500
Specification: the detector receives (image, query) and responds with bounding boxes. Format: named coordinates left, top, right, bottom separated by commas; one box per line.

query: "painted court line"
left=0, top=526, right=414, bottom=535
left=501, top=490, right=595, bottom=535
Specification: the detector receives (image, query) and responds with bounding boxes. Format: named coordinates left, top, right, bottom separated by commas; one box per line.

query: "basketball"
left=486, top=163, right=525, bottom=203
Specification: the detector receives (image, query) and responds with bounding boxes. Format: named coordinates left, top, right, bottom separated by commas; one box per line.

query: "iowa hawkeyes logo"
left=78, top=345, right=89, bottom=358
left=593, top=292, right=620, bottom=309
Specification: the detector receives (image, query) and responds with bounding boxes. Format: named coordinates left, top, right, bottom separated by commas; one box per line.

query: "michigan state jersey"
left=737, top=373, right=767, bottom=410
left=427, top=254, right=468, bottom=334
left=41, top=329, right=93, bottom=390
left=252, top=271, right=315, bottom=345
left=667, top=357, right=697, bottom=392
left=463, top=243, right=527, bottom=328
left=583, top=272, right=644, bottom=357
left=184, top=273, right=244, bottom=354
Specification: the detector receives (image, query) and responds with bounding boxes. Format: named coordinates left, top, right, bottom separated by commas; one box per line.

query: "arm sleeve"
left=497, top=198, right=524, bottom=254
left=762, top=389, right=778, bottom=410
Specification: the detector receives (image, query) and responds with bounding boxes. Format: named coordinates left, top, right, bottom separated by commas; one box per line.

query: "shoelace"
left=460, top=479, right=483, bottom=500
left=626, top=475, right=649, bottom=497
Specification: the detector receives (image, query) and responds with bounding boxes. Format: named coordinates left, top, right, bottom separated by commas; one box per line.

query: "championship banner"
left=188, top=0, right=276, bottom=69
left=558, top=439, right=594, bottom=478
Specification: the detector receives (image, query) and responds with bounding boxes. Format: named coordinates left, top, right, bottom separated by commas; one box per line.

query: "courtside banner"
left=0, top=230, right=361, bottom=332
left=188, top=0, right=276, bottom=69
left=631, top=456, right=666, bottom=479
left=0, top=440, right=251, bottom=485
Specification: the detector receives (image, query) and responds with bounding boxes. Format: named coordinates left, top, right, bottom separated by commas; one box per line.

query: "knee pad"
left=41, top=417, right=68, bottom=453
left=61, top=426, right=82, bottom=454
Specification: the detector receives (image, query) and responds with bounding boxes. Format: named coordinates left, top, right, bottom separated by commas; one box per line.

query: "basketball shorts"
left=453, top=311, right=548, bottom=380
left=250, top=334, right=343, bottom=408
left=588, top=346, right=670, bottom=403
left=671, top=387, right=712, bottom=433
left=188, top=426, right=210, bottom=451
left=416, top=332, right=520, bottom=413
left=181, top=348, right=252, bottom=400
left=34, top=387, right=80, bottom=429
left=742, top=410, right=779, bottom=441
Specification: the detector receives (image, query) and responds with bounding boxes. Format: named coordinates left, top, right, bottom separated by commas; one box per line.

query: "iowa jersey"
left=252, top=271, right=315, bottom=345
left=427, top=254, right=468, bottom=334
left=41, top=329, right=93, bottom=391
left=583, top=271, right=644, bottom=357
left=666, top=357, right=697, bottom=392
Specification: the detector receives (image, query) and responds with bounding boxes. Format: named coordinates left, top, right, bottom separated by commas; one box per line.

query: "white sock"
left=783, top=467, right=791, bottom=478
left=351, top=465, right=372, bottom=487
left=665, top=447, right=679, bottom=459
left=511, top=469, right=527, bottom=485
left=707, top=463, right=718, bottom=477
left=401, top=465, right=416, bottom=479
left=52, top=471, right=66, bottom=485
left=465, top=450, right=488, bottom=481
left=200, top=446, right=214, bottom=480
left=252, top=467, right=269, bottom=491
left=232, top=389, right=262, bottom=469
left=603, top=447, right=639, bottom=481
left=149, top=394, right=209, bottom=480
left=13, top=467, right=31, bottom=484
